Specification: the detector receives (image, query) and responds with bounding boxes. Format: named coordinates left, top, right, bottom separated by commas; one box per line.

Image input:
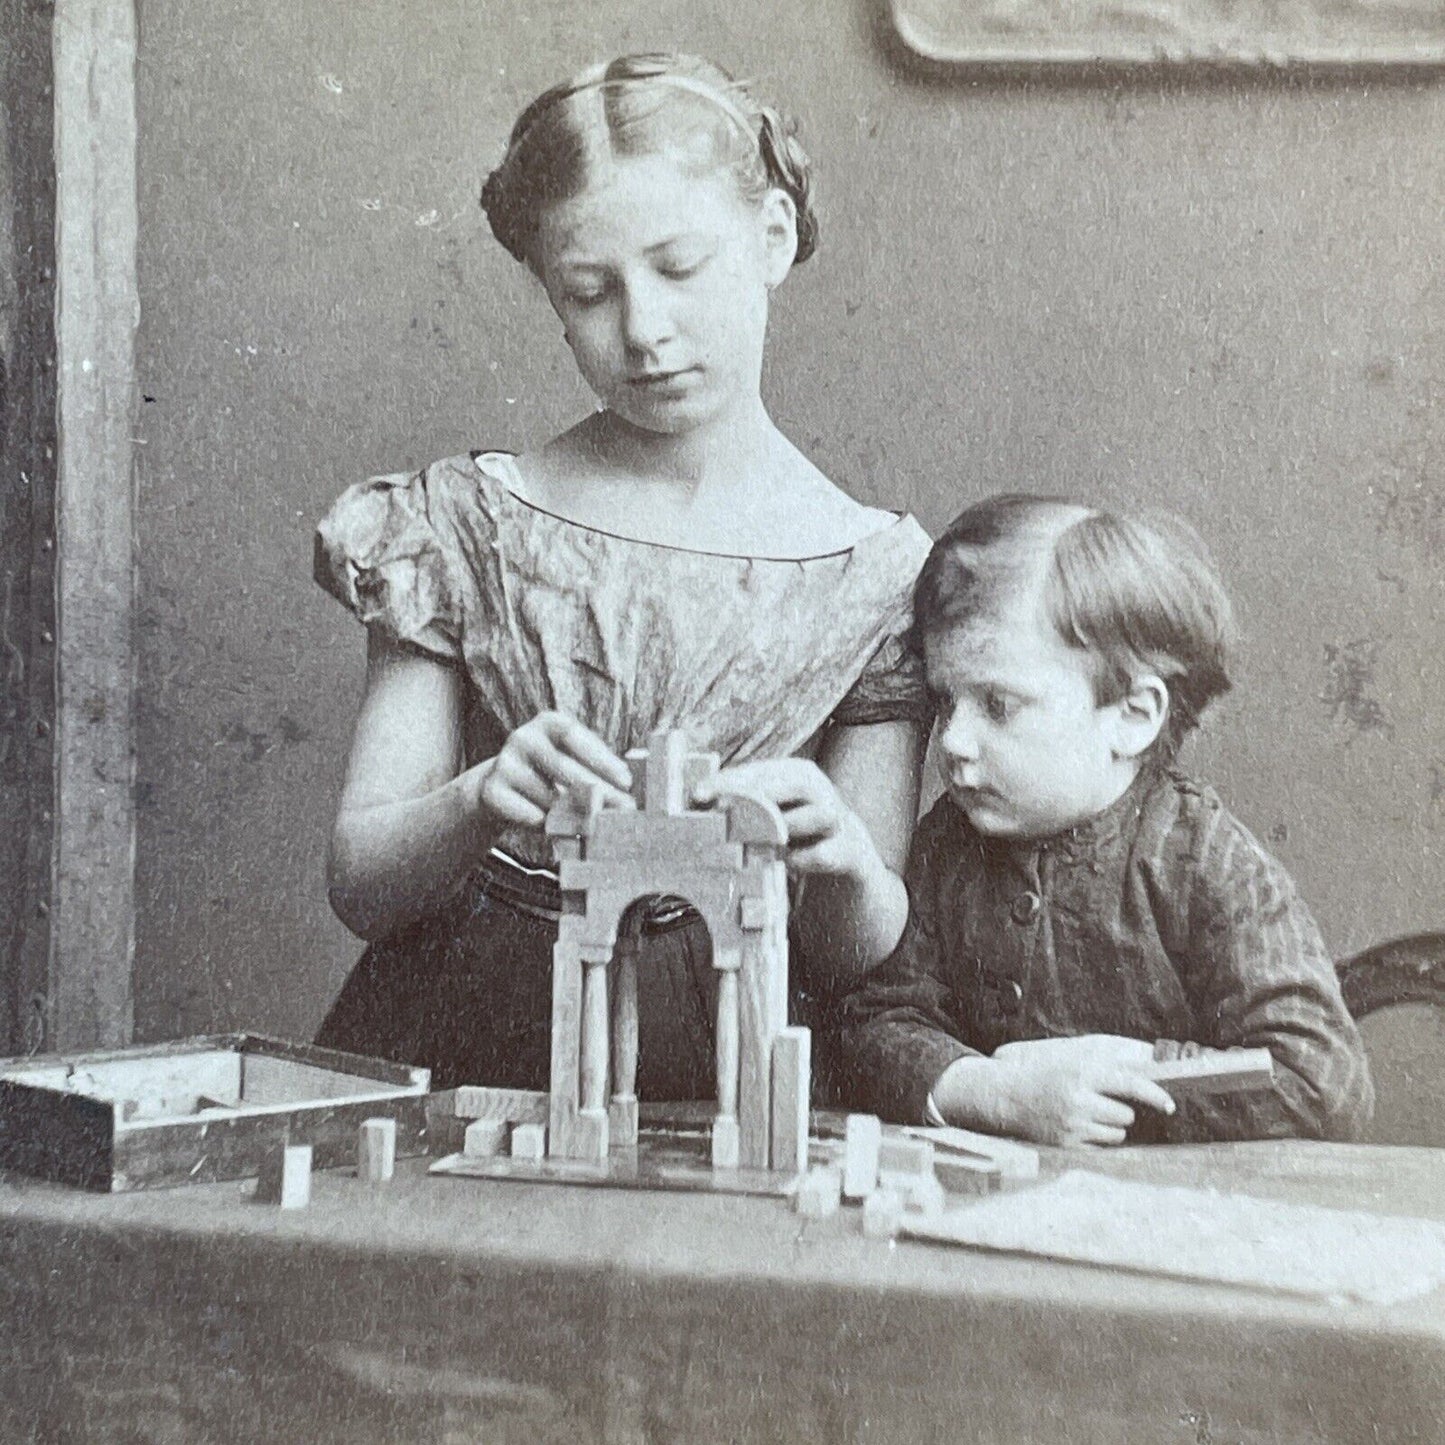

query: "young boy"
left=838, top=495, right=1373, bottom=1146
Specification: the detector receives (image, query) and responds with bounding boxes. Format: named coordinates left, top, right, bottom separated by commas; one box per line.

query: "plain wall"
left=132, top=0, right=1444, bottom=1041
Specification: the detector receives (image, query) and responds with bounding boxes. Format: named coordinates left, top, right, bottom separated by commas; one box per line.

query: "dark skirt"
left=316, top=863, right=725, bottom=1098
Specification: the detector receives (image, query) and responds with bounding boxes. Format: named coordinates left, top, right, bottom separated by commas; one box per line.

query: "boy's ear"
left=759, top=187, right=798, bottom=287
left=1109, top=674, right=1169, bottom=760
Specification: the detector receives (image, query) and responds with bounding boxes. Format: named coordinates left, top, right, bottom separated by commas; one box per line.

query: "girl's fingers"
left=538, top=714, right=633, bottom=790
left=776, top=803, right=836, bottom=842
left=538, top=748, right=636, bottom=807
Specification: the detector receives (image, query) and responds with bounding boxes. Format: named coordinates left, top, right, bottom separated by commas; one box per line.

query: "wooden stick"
left=580, top=956, right=609, bottom=1113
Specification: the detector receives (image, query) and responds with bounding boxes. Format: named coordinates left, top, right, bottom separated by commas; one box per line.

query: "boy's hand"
left=934, top=1043, right=1176, bottom=1148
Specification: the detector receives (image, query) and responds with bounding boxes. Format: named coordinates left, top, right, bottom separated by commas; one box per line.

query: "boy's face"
left=924, top=585, right=1135, bottom=840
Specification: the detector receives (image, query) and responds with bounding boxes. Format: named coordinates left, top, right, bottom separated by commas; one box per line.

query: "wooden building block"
left=1148, top=1047, right=1275, bottom=1098
left=795, top=1165, right=842, bottom=1220
left=453, top=1087, right=549, bottom=1124
left=609, top=1095, right=639, bottom=1149
left=770, top=1026, right=811, bottom=1175
left=511, top=1123, right=547, bottom=1162
left=934, top=1153, right=1003, bottom=1196
left=862, top=1187, right=903, bottom=1240
left=712, top=1116, right=740, bottom=1170
left=571, top=1110, right=608, bottom=1162
left=463, top=1119, right=510, bottom=1157
left=739, top=896, right=769, bottom=932
left=903, top=1125, right=1040, bottom=1181
left=843, top=1114, right=883, bottom=1201
left=879, top=1133, right=934, bottom=1179
left=357, top=1117, right=396, bottom=1182
left=255, top=1143, right=311, bottom=1208
left=882, top=1168, right=946, bottom=1218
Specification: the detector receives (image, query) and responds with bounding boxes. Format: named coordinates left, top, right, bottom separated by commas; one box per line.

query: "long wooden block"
left=1148, top=1047, right=1274, bottom=1098
left=770, top=1026, right=811, bottom=1175
left=549, top=935, right=583, bottom=1157
left=453, top=1087, right=549, bottom=1124
left=903, top=1126, right=1040, bottom=1181
left=255, top=1144, right=311, bottom=1208
left=879, top=1133, right=934, bottom=1178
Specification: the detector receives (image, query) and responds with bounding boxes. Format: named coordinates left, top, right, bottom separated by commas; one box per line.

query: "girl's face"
left=536, top=153, right=795, bottom=436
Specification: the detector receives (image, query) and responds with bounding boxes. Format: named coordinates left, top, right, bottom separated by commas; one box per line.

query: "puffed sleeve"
left=314, top=468, right=462, bottom=661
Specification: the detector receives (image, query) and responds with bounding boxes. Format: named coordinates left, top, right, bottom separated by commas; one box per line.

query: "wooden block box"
left=0, top=1034, right=430, bottom=1192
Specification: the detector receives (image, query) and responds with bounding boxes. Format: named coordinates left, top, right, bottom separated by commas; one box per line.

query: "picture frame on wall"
left=890, top=0, right=1445, bottom=68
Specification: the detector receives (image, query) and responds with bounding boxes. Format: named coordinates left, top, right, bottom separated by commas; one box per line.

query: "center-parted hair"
left=480, top=53, right=818, bottom=271
left=915, top=494, right=1234, bottom=758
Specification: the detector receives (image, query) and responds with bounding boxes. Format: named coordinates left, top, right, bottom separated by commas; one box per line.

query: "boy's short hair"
left=914, top=494, right=1234, bottom=759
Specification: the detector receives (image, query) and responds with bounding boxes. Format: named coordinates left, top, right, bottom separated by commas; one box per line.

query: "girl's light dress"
left=313, top=450, right=932, bottom=1095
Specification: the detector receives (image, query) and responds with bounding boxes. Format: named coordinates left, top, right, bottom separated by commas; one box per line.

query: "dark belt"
left=473, top=849, right=701, bottom=935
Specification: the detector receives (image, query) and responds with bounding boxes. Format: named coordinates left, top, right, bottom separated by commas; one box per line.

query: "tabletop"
left=0, top=1139, right=1441, bottom=1444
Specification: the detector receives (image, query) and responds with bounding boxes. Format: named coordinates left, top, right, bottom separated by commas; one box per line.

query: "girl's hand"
left=936, top=1046, right=1176, bottom=1148
left=693, top=759, right=877, bottom=878
left=475, top=711, right=633, bottom=829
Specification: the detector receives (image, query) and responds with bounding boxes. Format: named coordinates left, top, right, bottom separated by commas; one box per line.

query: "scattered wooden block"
left=454, top=1086, right=549, bottom=1124
left=879, top=1133, right=934, bottom=1178
left=881, top=1168, right=946, bottom=1218
left=862, top=1187, right=903, bottom=1240
left=463, top=1119, right=510, bottom=1157
left=357, top=1117, right=396, bottom=1183
left=511, top=1122, right=547, bottom=1162
left=795, top=1165, right=842, bottom=1220
left=770, top=1026, right=811, bottom=1175
left=712, top=1116, right=740, bottom=1170
left=933, top=1152, right=1002, bottom=1196
left=903, top=1125, right=1040, bottom=1181
left=255, top=1143, right=311, bottom=1208
left=1148, top=1047, right=1275, bottom=1098
left=843, top=1114, right=882, bottom=1200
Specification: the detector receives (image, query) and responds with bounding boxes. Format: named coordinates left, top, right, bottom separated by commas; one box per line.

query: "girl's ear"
left=1109, top=674, right=1169, bottom=760
left=758, top=187, right=798, bottom=288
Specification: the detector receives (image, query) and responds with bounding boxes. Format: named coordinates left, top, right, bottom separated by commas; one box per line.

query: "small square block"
left=843, top=1114, right=882, bottom=1200
left=357, top=1117, right=397, bottom=1182
left=511, top=1123, right=547, bottom=1161
left=256, top=1144, right=311, bottom=1209
left=712, top=1116, right=740, bottom=1170
left=795, top=1165, right=842, bottom=1220
left=862, top=1187, right=904, bottom=1240
left=464, top=1120, right=510, bottom=1157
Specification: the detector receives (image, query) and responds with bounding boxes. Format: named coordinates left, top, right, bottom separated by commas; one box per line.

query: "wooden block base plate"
left=431, top=1126, right=803, bottom=1198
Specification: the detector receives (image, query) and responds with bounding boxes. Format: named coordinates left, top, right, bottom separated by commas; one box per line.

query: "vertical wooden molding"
left=1, top=0, right=59, bottom=1056
left=50, top=0, right=138, bottom=1047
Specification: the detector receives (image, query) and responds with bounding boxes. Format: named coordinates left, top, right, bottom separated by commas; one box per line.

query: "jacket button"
left=1010, top=891, right=1042, bottom=925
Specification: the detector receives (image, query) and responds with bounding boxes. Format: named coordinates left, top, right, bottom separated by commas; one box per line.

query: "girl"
left=313, top=53, right=934, bottom=1096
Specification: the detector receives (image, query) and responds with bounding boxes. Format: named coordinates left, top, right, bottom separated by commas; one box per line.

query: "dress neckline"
left=471, top=450, right=910, bottom=564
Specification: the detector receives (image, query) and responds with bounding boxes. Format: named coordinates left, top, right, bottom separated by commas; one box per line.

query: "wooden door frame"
left=1, top=0, right=138, bottom=1053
